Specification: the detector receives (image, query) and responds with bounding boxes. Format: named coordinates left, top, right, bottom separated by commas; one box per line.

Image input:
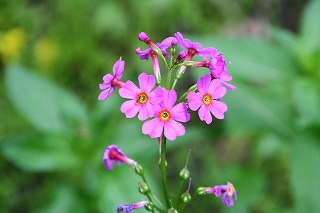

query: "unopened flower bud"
left=145, top=202, right=154, bottom=211
left=138, top=182, right=150, bottom=195
left=181, top=191, right=192, bottom=203
left=179, top=167, right=190, bottom=180
left=138, top=32, right=148, bottom=41
left=135, top=163, right=144, bottom=176
left=196, top=187, right=207, bottom=195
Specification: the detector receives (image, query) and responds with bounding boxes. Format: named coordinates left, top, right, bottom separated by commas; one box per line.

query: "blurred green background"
left=1, top=0, right=320, bottom=212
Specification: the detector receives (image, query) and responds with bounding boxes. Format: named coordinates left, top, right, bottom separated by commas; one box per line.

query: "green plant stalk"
left=174, top=179, right=185, bottom=208
left=177, top=84, right=197, bottom=103
left=159, top=135, right=171, bottom=209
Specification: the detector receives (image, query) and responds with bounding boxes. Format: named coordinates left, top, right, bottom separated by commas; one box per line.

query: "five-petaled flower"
left=187, top=74, right=228, bottom=124
left=142, top=89, right=190, bottom=141
left=116, top=201, right=149, bottom=213
left=103, top=145, right=137, bottom=170
left=202, top=182, right=237, bottom=207
left=98, top=57, right=125, bottom=101
left=119, top=73, right=163, bottom=120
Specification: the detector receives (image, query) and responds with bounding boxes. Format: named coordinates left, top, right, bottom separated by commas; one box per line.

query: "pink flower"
left=208, top=52, right=236, bottom=90
left=103, top=145, right=137, bottom=170
left=202, top=182, right=237, bottom=207
left=187, top=74, right=227, bottom=124
left=98, top=57, right=125, bottom=101
left=174, top=32, right=216, bottom=79
left=116, top=201, right=149, bottom=213
left=119, top=73, right=163, bottom=120
left=142, top=89, right=190, bottom=141
left=136, top=36, right=175, bottom=60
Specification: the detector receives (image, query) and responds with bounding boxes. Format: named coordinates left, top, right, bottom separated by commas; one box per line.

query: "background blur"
left=1, top=0, right=320, bottom=212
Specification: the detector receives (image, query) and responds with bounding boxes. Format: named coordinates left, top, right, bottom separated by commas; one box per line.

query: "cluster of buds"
left=98, top=32, right=237, bottom=212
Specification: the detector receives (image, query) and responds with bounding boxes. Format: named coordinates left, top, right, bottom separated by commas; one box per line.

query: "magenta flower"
left=116, top=201, right=149, bottom=213
left=119, top=73, right=163, bottom=120
left=202, top=182, right=237, bottom=207
left=208, top=52, right=236, bottom=90
left=136, top=36, right=175, bottom=60
left=174, top=32, right=216, bottom=79
left=142, top=89, right=190, bottom=141
left=187, top=74, right=227, bottom=124
left=103, top=145, right=137, bottom=170
left=98, top=57, right=125, bottom=101
left=175, top=32, right=216, bottom=60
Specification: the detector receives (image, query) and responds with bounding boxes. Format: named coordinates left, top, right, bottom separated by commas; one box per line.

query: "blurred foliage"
left=1, top=0, right=319, bottom=213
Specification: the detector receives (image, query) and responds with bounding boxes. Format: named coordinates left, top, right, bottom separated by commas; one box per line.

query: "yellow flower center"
left=159, top=110, right=171, bottom=122
left=136, top=92, right=148, bottom=104
left=202, top=94, right=212, bottom=106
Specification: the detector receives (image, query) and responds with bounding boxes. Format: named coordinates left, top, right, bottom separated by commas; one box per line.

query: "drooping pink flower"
left=187, top=74, right=227, bottom=124
left=136, top=36, right=175, bottom=60
left=142, top=89, right=190, bottom=141
left=98, top=57, right=125, bottom=101
left=119, top=73, right=163, bottom=120
left=116, top=201, right=149, bottom=213
left=201, top=182, right=237, bottom=207
left=174, top=32, right=216, bottom=79
left=208, top=52, right=236, bottom=90
left=103, top=145, right=137, bottom=170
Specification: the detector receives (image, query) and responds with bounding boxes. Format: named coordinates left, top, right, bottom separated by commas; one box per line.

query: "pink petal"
left=120, top=100, right=141, bottom=118
left=222, top=81, right=237, bottom=90
left=187, top=91, right=202, bottom=111
left=98, top=87, right=115, bottom=101
left=164, top=120, right=186, bottom=140
left=171, top=103, right=190, bottom=122
left=138, top=73, right=156, bottom=93
left=142, top=119, right=163, bottom=138
left=138, top=103, right=155, bottom=120
left=148, top=87, right=163, bottom=105
left=162, top=89, right=177, bottom=109
left=119, top=81, right=140, bottom=99
left=197, top=74, right=211, bottom=95
left=208, top=79, right=227, bottom=99
left=208, top=101, right=228, bottom=119
left=198, top=105, right=212, bottom=124
left=113, top=57, right=125, bottom=79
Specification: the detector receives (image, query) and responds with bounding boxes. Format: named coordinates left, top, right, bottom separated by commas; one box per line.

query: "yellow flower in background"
left=0, top=28, right=26, bottom=63
left=35, top=37, right=57, bottom=67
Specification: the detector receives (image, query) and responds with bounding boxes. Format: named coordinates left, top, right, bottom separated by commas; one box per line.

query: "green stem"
left=159, top=135, right=171, bottom=209
left=176, top=84, right=197, bottom=103
left=174, top=179, right=184, bottom=207
left=139, top=171, right=166, bottom=211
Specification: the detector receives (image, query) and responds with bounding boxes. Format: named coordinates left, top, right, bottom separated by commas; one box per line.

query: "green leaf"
left=271, top=27, right=298, bottom=55
left=291, top=129, right=320, bottom=212
left=293, top=77, right=320, bottom=127
left=300, top=0, right=320, bottom=53
left=1, top=133, right=80, bottom=171
left=4, top=65, right=88, bottom=133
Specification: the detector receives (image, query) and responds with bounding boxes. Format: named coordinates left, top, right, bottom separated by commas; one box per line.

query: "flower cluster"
left=98, top=32, right=237, bottom=212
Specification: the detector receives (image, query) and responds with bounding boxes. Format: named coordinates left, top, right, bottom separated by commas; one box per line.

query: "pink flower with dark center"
left=142, top=89, right=190, bottom=141
left=187, top=74, right=227, bottom=124
left=103, top=145, right=137, bottom=170
left=202, top=182, right=237, bottom=207
left=98, top=57, right=125, bottom=101
left=119, top=73, right=163, bottom=120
